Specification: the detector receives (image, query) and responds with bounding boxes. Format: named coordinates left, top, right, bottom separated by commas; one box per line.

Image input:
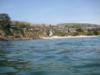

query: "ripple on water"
left=0, top=37, right=100, bottom=75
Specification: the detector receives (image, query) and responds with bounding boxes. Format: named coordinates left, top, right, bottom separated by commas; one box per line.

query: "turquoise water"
left=0, top=37, right=100, bottom=75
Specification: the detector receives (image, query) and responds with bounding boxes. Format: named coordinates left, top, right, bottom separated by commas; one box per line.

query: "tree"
left=0, top=13, right=11, bottom=28
left=93, top=30, right=99, bottom=35
left=76, top=28, right=83, bottom=32
left=0, top=13, right=11, bottom=35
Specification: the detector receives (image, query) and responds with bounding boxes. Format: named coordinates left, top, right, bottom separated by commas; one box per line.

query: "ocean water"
left=0, top=37, right=100, bottom=75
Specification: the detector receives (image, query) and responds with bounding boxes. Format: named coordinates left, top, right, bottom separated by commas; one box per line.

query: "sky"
left=0, top=0, right=100, bottom=24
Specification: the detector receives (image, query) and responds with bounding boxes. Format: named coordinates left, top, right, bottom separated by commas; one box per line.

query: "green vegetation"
left=54, top=31, right=66, bottom=36
left=0, top=13, right=100, bottom=40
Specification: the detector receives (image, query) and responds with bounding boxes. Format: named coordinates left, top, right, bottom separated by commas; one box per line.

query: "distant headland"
left=0, top=13, right=100, bottom=40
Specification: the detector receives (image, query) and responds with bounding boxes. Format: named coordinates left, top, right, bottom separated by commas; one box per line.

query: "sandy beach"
left=42, top=35, right=98, bottom=39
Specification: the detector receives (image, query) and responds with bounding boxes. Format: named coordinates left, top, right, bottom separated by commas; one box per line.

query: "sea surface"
left=0, top=37, right=100, bottom=75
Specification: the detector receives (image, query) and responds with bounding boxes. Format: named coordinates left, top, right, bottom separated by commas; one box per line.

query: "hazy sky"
left=0, top=0, right=100, bottom=24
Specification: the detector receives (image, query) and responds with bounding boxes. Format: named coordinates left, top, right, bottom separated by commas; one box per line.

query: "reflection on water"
left=0, top=37, right=100, bottom=75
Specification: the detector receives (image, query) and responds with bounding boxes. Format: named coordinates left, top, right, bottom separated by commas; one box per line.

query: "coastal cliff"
left=0, top=13, right=100, bottom=40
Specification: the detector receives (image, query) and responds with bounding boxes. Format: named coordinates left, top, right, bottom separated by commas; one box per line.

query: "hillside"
left=0, top=13, right=100, bottom=40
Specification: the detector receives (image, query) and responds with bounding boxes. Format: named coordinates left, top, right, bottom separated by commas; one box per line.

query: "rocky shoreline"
left=0, top=37, right=38, bottom=41
left=0, top=35, right=99, bottom=41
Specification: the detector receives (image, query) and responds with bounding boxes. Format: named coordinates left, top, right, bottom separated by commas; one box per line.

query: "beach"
left=42, top=35, right=98, bottom=39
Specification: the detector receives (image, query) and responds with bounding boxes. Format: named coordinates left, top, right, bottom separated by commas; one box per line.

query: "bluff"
left=0, top=13, right=100, bottom=40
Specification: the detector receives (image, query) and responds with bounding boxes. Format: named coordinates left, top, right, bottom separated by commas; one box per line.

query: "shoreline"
left=0, top=35, right=99, bottom=41
left=41, top=35, right=99, bottom=39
